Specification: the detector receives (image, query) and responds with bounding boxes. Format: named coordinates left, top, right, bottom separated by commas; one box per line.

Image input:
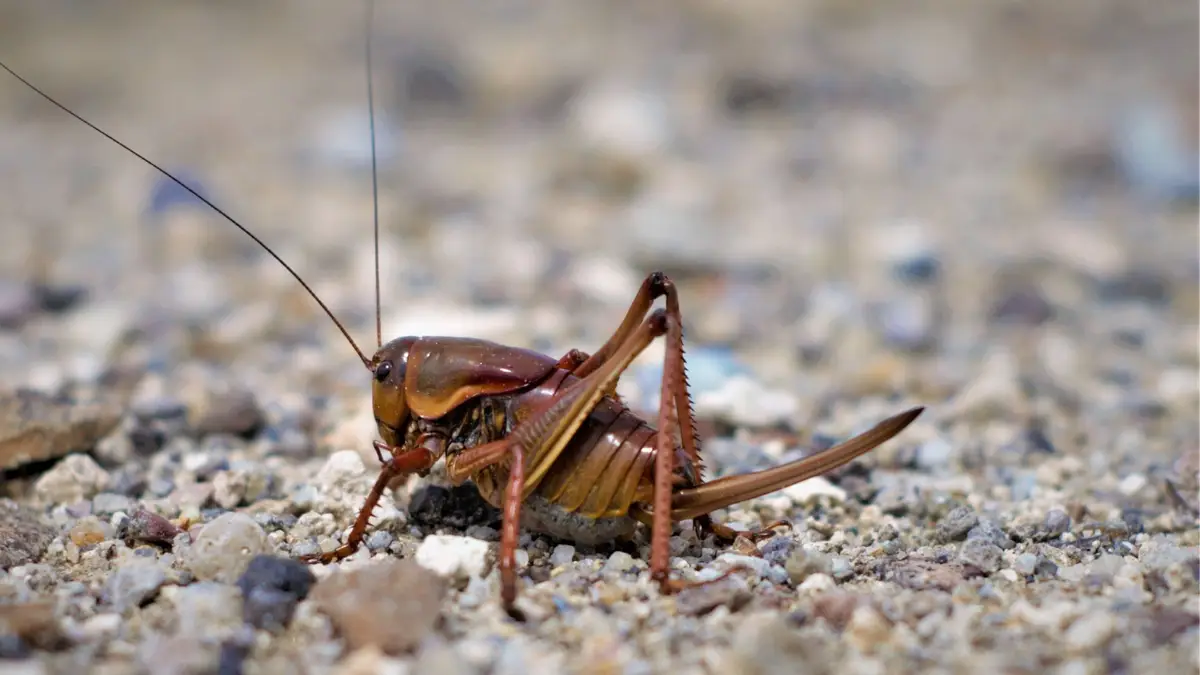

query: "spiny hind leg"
left=574, top=271, right=703, bottom=473
left=646, top=300, right=705, bottom=594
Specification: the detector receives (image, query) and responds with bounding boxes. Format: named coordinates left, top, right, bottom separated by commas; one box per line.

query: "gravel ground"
left=0, top=2, right=1197, bottom=674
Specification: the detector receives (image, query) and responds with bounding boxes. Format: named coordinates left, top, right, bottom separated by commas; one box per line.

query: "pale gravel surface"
left=0, top=2, right=1197, bottom=674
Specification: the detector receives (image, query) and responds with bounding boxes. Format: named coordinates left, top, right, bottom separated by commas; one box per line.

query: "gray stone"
left=936, top=506, right=978, bottom=543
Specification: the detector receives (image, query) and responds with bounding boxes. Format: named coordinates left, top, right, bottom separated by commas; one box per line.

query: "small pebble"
left=549, top=544, right=576, bottom=567
left=195, top=388, right=265, bottom=438
left=695, top=376, right=800, bottom=428
left=916, top=437, right=955, bottom=472
left=785, top=547, right=832, bottom=585
left=783, top=476, right=846, bottom=505
left=146, top=168, right=213, bottom=215
left=414, top=534, right=491, bottom=583
left=936, top=506, right=979, bottom=543
left=68, top=517, right=109, bottom=547
left=959, top=539, right=1003, bottom=574
left=174, top=582, right=244, bottom=640
left=1042, top=509, right=1072, bottom=538
left=92, top=493, right=133, bottom=515
left=0, top=280, right=36, bottom=329
left=366, top=530, right=394, bottom=552
left=967, top=519, right=1015, bottom=550
left=799, top=573, right=836, bottom=592
left=846, top=605, right=894, bottom=653
left=34, top=453, right=110, bottom=503
left=121, top=508, right=182, bottom=547
left=185, top=512, right=269, bottom=583
left=314, top=450, right=366, bottom=490
left=105, top=560, right=167, bottom=613
left=1014, top=553, right=1040, bottom=576
left=236, top=554, right=316, bottom=632
left=1064, top=612, right=1117, bottom=653
left=0, top=499, right=55, bottom=569
left=312, top=559, right=446, bottom=655
left=830, top=557, right=854, bottom=581
left=603, top=551, right=636, bottom=574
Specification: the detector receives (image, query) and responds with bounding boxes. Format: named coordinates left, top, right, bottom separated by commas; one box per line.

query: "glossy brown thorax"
left=370, top=336, right=559, bottom=448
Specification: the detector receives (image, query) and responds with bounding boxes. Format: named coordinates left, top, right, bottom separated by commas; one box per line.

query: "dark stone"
left=129, top=425, right=166, bottom=457
left=236, top=554, right=317, bottom=632
left=108, top=468, right=147, bottom=497
left=1094, top=269, right=1172, bottom=305
left=722, top=74, right=791, bottom=114
left=1121, top=508, right=1146, bottom=534
left=1033, top=559, right=1058, bottom=579
left=408, top=484, right=500, bottom=530
left=194, top=390, right=264, bottom=440
left=120, top=508, right=182, bottom=548
left=395, top=50, right=470, bottom=110
left=892, top=255, right=941, bottom=284
left=31, top=283, right=87, bottom=314
left=0, top=634, right=29, bottom=660
left=147, top=170, right=213, bottom=216
left=990, top=286, right=1055, bottom=326
left=217, top=640, right=249, bottom=675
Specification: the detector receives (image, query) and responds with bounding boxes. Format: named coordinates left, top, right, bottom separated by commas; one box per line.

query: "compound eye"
left=374, top=361, right=393, bottom=382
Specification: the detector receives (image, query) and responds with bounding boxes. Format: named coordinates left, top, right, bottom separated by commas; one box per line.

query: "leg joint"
left=647, top=271, right=674, bottom=296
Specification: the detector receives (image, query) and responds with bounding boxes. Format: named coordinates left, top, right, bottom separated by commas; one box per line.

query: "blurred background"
left=0, top=0, right=1195, bottom=457
left=0, top=3, right=1196, bottom=671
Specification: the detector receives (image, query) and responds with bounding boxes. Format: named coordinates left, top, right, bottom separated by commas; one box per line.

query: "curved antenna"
left=0, top=59, right=373, bottom=370
left=364, top=0, right=382, bottom=349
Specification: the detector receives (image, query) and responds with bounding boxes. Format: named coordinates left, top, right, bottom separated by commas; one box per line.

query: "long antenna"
left=0, top=60, right=373, bottom=370
left=365, top=0, right=382, bottom=349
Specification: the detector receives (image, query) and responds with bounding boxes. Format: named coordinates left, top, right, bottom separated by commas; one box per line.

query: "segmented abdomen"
left=471, top=368, right=694, bottom=521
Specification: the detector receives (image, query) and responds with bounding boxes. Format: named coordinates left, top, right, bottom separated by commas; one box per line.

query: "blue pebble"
left=146, top=170, right=213, bottom=217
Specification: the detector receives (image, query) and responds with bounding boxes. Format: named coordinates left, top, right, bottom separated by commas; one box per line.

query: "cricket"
left=0, top=2, right=923, bottom=619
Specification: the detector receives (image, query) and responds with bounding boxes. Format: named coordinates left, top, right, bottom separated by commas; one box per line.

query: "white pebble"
left=846, top=605, right=893, bottom=652
left=1118, top=473, right=1147, bottom=496
left=315, top=450, right=367, bottom=490
left=695, top=376, right=800, bottom=428
left=783, top=476, right=847, bottom=505
left=798, top=573, right=836, bottom=592
left=80, top=613, right=122, bottom=640
left=602, top=551, right=636, bottom=574
left=34, top=453, right=110, bottom=503
left=1064, top=612, right=1116, bottom=653
left=549, top=545, right=576, bottom=568
left=414, top=535, right=491, bottom=582
left=570, top=82, right=670, bottom=159
left=184, top=512, right=268, bottom=583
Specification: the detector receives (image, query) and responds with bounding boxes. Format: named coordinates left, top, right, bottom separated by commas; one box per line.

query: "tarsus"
left=0, top=57, right=373, bottom=370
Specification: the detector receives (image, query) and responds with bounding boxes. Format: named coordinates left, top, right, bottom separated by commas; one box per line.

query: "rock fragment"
left=0, top=499, right=55, bottom=569
left=184, top=512, right=269, bottom=583
left=312, top=559, right=447, bottom=655
left=235, top=554, right=316, bottom=632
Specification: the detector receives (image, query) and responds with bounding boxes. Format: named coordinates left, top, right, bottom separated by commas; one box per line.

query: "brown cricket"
left=0, top=8, right=923, bottom=618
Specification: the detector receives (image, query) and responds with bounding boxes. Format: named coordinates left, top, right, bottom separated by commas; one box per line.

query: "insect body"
left=300, top=272, right=923, bottom=615
left=0, top=11, right=922, bottom=618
